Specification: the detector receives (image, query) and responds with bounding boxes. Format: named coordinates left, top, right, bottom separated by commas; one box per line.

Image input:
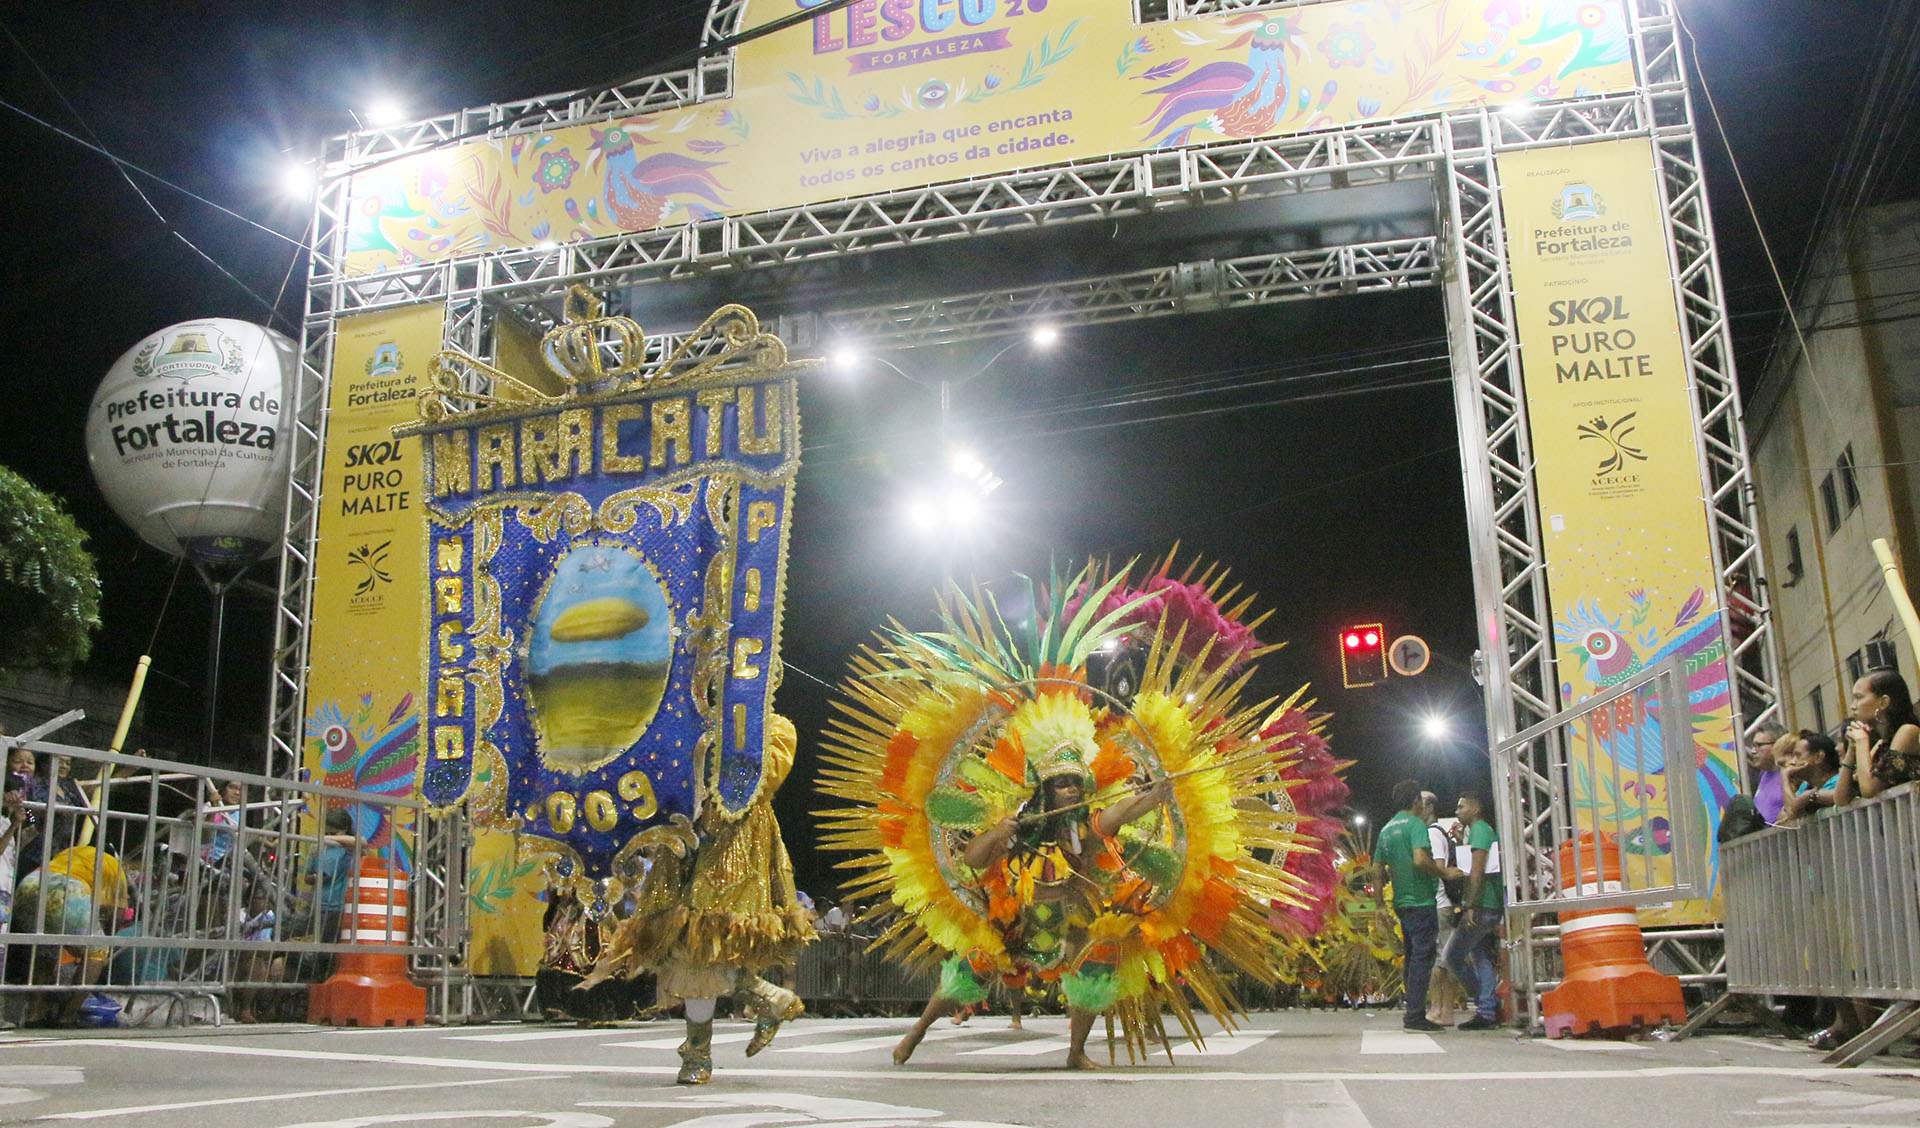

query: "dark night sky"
left=1, top=1, right=1910, bottom=894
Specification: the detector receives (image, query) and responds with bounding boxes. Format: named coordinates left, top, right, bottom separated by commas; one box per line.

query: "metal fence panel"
left=1, top=738, right=454, bottom=1026
left=1494, top=656, right=1706, bottom=914
left=1723, top=782, right=1920, bottom=1001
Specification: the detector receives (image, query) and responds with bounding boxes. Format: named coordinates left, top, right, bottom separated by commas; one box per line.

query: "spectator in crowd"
left=1, top=773, right=37, bottom=1013
left=1372, top=780, right=1463, bottom=1033
left=17, top=752, right=87, bottom=875
left=294, top=808, right=358, bottom=978
left=820, top=900, right=847, bottom=933
left=1838, top=668, right=1920, bottom=804
left=1423, top=798, right=1465, bottom=1027
left=1442, top=792, right=1503, bottom=1030
left=13, top=842, right=129, bottom=1024
left=234, top=883, right=285, bottom=1023
left=1745, top=722, right=1790, bottom=824
left=1778, top=731, right=1843, bottom=823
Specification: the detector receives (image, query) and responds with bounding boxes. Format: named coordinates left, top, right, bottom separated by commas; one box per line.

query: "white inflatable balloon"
left=85, top=319, right=298, bottom=570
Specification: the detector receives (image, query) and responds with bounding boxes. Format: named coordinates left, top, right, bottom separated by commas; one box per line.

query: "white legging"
left=684, top=997, right=716, bottom=1023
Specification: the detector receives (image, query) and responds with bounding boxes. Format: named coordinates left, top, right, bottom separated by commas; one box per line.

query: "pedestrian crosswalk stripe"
left=1534, top=1038, right=1645, bottom=1052
left=1359, top=1030, right=1444, bottom=1055
left=451, top=1029, right=638, bottom=1043
left=1166, top=1029, right=1281, bottom=1057
left=773, top=1025, right=975, bottom=1055
left=606, top=1031, right=756, bottom=1050
left=960, top=1036, right=1072, bottom=1057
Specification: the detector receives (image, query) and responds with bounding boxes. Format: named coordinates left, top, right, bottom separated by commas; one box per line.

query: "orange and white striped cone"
left=1540, top=832, right=1685, bottom=1038
left=308, top=855, right=427, bottom=1027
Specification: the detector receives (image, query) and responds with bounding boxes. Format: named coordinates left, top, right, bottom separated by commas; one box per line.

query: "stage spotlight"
left=1030, top=324, right=1060, bottom=348
left=279, top=161, right=316, bottom=200
left=947, top=489, right=982, bottom=528
left=904, top=496, right=937, bottom=531
left=366, top=98, right=407, bottom=126
left=830, top=345, right=862, bottom=372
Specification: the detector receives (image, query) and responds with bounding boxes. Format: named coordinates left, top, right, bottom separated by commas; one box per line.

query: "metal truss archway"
left=270, top=0, right=1783, bottom=960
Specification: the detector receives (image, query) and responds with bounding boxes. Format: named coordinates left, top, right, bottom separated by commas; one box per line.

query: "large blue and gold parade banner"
left=398, top=294, right=801, bottom=884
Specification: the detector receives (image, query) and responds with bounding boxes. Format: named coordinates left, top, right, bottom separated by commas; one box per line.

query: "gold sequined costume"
left=581, top=713, right=815, bottom=1080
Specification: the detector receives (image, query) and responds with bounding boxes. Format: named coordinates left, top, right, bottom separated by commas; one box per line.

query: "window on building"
left=1847, top=648, right=1866, bottom=685
left=1838, top=445, right=1862, bottom=513
left=1865, top=637, right=1898, bottom=673
left=1821, top=471, right=1842, bottom=535
left=1809, top=684, right=1827, bottom=734
left=1785, top=526, right=1804, bottom=585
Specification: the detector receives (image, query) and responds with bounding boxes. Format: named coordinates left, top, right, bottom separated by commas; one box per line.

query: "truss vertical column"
left=266, top=164, right=351, bottom=780
left=1440, top=107, right=1560, bottom=747
left=1632, top=0, right=1783, bottom=751
left=1441, top=105, right=1565, bottom=1033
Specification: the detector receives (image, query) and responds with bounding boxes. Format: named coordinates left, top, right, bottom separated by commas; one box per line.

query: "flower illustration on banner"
left=1318, top=23, right=1375, bottom=69
left=533, top=148, right=580, bottom=194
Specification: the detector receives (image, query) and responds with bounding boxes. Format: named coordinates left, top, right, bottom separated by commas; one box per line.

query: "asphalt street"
left=3, top=1010, right=1917, bottom=1128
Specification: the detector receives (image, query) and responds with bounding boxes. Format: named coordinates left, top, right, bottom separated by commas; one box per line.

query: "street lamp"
left=1420, top=713, right=1451, bottom=743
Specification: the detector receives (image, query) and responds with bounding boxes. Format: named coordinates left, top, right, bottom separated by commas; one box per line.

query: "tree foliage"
left=0, top=465, right=103, bottom=670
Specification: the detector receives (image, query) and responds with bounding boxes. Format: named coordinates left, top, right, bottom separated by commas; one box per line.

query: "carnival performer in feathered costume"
left=577, top=712, right=816, bottom=1083
left=819, top=556, right=1347, bottom=1068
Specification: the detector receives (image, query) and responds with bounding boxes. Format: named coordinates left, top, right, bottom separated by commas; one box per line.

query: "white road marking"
left=1534, top=1038, right=1646, bottom=1052
left=607, top=1030, right=755, bottom=1050
left=1280, top=1081, right=1373, bottom=1128
left=39, top=1074, right=563, bottom=1121
left=282, top=1114, right=611, bottom=1128
left=772, top=1025, right=979, bottom=1055
left=451, top=1028, right=660, bottom=1043
left=578, top=1091, right=1033, bottom=1128
left=24, top=1037, right=1920, bottom=1084
left=1754, top=1091, right=1920, bottom=1114
left=958, top=1037, right=1071, bottom=1057
left=1359, top=1030, right=1444, bottom=1055
left=1719, top=1036, right=1809, bottom=1055
left=1167, top=1029, right=1283, bottom=1057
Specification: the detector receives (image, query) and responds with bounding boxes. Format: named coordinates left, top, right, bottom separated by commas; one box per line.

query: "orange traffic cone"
left=308, top=855, right=426, bottom=1027
left=1540, top=832, right=1685, bottom=1037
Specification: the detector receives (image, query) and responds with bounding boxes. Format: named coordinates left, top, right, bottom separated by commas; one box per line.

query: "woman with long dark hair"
left=1838, top=667, right=1920, bottom=803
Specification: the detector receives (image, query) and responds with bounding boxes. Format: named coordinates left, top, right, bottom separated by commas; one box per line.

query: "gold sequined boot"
left=675, top=1017, right=714, bottom=1084
left=739, top=974, right=804, bottom=1057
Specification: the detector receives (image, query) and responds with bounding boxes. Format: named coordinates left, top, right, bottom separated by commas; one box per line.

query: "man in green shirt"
left=1373, top=780, right=1463, bottom=1032
left=1443, top=791, right=1503, bottom=1029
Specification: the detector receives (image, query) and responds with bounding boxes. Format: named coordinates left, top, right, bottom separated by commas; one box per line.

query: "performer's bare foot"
left=894, top=995, right=955, bottom=1065
left=1009, top=1015, right=1023, bottom=1030
left=892, top=1028, right=926, bottom=1066
left=1065, top=1050, right=1100, bottom=1071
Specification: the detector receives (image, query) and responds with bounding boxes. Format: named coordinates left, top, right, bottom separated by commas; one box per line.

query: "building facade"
left=1748, top=200, right=1920, bottom=734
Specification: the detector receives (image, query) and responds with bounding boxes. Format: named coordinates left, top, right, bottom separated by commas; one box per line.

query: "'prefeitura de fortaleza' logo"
left=131, top=326, right=248, bottom=380
left=1552, top=183, right=1604, bottom=222
left=366, top=343, right=403, bottom=378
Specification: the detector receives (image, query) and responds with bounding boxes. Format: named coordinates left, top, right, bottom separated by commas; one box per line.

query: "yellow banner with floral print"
left=1500, top=138, right=1735, bottom=927
left=344, top=0, right=1636, bottom=273
left=302, top=305, right=439, bottom=870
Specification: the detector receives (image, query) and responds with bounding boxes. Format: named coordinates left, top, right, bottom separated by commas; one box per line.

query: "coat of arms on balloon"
left=395, top=288, right=804, bottom=887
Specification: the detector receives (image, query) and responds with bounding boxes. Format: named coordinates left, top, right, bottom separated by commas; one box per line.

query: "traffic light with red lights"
left=1341, top=623, right=1386, bottom=688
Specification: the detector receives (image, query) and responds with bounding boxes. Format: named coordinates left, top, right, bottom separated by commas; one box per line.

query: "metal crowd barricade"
left=1692, top=781, right=1920, bottom=1065
left=1490, top=656, right=1711, bottom=1031
left=795, top=932, right=938, bottom=1013
left=0, top=737, right=456, bottom=1027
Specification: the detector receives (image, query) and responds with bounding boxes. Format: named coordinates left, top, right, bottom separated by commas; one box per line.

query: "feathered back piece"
left=817, top=558, right=1337, bottom=1062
